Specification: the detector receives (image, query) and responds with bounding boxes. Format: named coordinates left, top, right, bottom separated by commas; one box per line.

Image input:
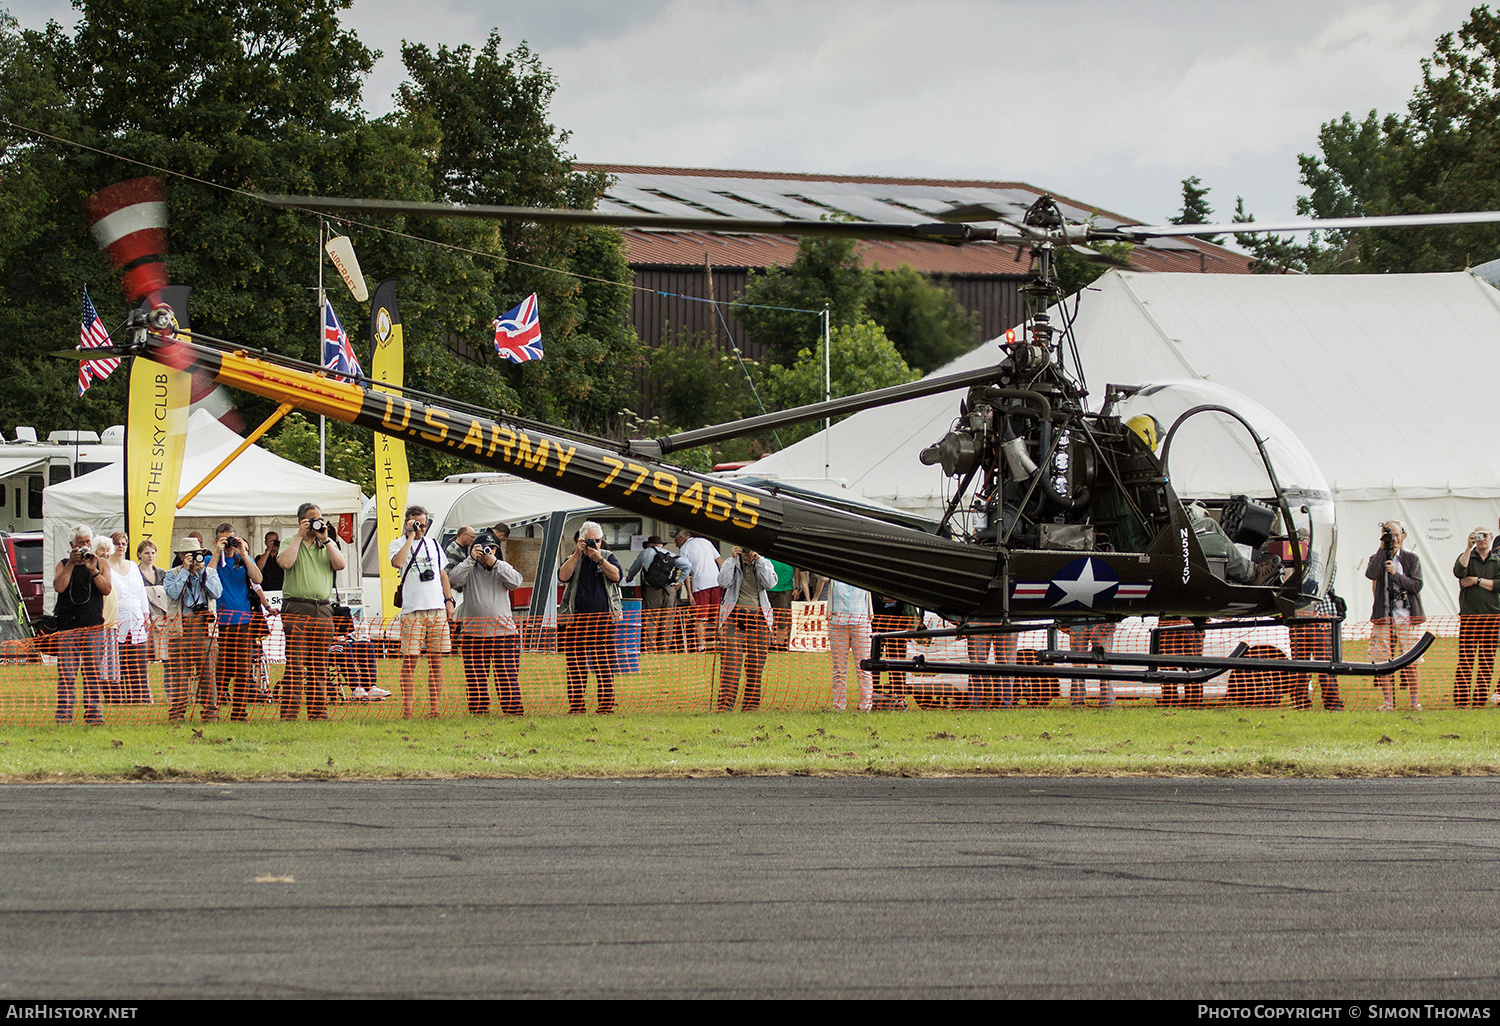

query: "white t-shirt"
left=679, top=537, right=721, bottom=594
left=388, top=535, right=446, bottom=612
left=112, top=561, right=149, bottom=644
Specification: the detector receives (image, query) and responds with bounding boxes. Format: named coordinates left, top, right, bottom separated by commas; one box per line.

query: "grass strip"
left=2, top=705, right=1498, bottom=781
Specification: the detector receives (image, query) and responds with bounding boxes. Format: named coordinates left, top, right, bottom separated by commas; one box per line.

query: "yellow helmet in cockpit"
left=1126, top=414, right=1163, bottom=453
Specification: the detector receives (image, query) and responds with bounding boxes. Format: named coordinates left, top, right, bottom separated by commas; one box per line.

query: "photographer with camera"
left=1365, top=520, right=1424, bottom=711
left=557, top=522, right=623, bottom=715
left=388, top=504, right=454, bottom=718
left=256, top=531, right=284, bottom=593
left=164, top=535, right=223, bottom=722
left=449, top=529, right=525, bottom=715
left=211, top=523, right=263, bottom=723
left=277, top=502, right=347, bottom=720
left=717, top=545, right=777, bottom=712
left=1452, top=526, right=1500, bottom=707
left=52, top=524, right=113, bottom=725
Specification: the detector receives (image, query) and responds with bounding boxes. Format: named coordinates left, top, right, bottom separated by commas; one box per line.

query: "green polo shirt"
left=282, top=541, right=335, bottom=601
left=769, top=558, right=794, bottom=593
left=1454, top=548, right=1500, bottom=616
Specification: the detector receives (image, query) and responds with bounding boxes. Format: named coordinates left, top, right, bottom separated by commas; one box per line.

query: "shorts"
left=693, top=587, right=724, bottom=620
left=400, top=607, right=453, bottom=656
left=1369, top=617, right=1422, bottom=663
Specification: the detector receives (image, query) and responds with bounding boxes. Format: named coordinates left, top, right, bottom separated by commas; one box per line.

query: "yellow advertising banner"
left=125, top=356, right=190, bottom=553
left=370, top=280, right=409, bottom=623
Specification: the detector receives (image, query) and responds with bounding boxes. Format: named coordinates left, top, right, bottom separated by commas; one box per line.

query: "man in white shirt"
left=388, top=504, right=455, bottom=718
left=674, top=528, right=723, bottom=653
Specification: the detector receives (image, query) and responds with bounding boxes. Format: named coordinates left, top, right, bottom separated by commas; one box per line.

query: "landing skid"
left=861, top=618, right=1435, bottom=682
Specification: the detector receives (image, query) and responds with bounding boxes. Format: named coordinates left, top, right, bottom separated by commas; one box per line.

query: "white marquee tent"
left=43, top=409, right=364, bottom=590
left=733, top=270, right=1500, bottom=617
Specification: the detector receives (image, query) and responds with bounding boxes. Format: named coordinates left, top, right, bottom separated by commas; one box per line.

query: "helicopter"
left=72, top=177, right=1491, bottom=689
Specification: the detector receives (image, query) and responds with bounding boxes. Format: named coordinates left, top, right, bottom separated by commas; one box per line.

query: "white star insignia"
left=1051, top=559, right=1114, bottom=609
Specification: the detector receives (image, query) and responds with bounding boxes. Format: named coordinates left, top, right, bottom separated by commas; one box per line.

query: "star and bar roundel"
left=1011, top=557, right=1152, bottom=609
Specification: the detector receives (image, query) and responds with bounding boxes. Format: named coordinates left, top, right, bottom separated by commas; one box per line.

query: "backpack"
left=643, top=548, right=676, bottom=590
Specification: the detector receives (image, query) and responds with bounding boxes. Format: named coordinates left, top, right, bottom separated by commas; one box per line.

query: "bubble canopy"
left=1116, top=379, right=1336, bottom=599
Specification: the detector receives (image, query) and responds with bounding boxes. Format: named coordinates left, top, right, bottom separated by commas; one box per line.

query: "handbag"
left=392, top=538, right=423, bottom=609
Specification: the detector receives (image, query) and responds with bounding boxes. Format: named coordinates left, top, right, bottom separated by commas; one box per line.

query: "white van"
left=0, top=427, right=124, bottom=534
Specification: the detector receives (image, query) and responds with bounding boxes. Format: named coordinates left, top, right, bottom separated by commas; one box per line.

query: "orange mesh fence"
left=1, top=611, right=1488, bottom=724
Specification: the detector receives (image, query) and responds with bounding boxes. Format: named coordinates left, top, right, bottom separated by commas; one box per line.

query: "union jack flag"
left=78, top=287, right=119, bottom=396
left=493, top=293, right=543, bottom=363
left=322, top=298, right=362, bottom=381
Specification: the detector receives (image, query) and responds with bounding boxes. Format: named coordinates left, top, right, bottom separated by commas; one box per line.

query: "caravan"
left=0, top=427, right=124, bottom=534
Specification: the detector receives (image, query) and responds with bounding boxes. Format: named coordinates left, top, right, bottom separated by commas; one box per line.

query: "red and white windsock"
left=85, top=177, right=169, bottom=306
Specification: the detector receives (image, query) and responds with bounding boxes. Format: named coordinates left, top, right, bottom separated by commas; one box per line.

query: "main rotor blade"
left=1102, top=209, right=1500, bottom=240
left=256, top=193, right=1006, bottom=245
left=50, top=346, right=133, bottom=361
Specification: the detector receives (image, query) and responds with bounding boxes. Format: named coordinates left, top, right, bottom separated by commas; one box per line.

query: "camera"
left=1380, top=525, right=1396, bottom=554
left=309, top=518, right=327, bottom=535
left=477, top=544, right=497, bottom=557
left=406, top=519, right=425, bottom=536
left=224, top=535, right=241, bottom=551
left=418, top=567, right=436, bottom=582
left=584, top=538, right=599, bottom=550
left=71, top=547, right=91, bottom=562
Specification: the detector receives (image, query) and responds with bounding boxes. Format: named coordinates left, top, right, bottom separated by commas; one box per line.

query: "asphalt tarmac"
left=1, top=777, right=1499, bottom=999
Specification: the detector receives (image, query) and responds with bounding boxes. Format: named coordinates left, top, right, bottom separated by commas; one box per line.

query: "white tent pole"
left=822, top=305, right=831, bottom=478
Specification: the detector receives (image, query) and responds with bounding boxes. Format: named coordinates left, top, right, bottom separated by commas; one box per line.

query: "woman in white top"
left=109, top=532, right=151, bottom=705
left=136, top=539, right=168, bottom=666
left=90, top=537, right=122, bottom=702
left=818, top=578, right=874, bottom=712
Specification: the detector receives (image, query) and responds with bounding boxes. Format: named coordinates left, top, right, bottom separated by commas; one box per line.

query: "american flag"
left=322, top=298, right=362, bottom=381
left=492, top=293, right=543, bottom=363
left=77, top=287, right=119, bottom=397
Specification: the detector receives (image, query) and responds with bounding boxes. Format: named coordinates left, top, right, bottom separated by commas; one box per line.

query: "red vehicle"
left=1, top=531, right=44, bottom=621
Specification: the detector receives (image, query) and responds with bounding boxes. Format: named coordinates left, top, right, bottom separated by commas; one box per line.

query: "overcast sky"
left=5, top=0, right=1482, bottom=225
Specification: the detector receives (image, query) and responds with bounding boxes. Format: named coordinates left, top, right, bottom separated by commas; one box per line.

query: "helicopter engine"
left=922, top=299, right=1159, bottom=555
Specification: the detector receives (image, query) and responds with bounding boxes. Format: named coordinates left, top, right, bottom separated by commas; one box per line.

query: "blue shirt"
left=215, top=552, right=254, bottom=626
left=164, top=565, right=222, bottom=615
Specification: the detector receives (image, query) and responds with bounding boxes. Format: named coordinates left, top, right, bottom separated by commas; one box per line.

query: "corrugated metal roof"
left=621, top=230, right=1031, bottom=275
left=578, top=164, right=1254, bottom=275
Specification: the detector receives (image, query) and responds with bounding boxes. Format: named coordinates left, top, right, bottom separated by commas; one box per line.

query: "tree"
left=397, top=33, right=641, bottom=434
left=732, top=235, right=979, bottom=373
left=262, top=413, right=374, bottom=495
left=0, top=0, right=509, bottom=456
left=646, top=330, right=762, bottom=433
left=1288, top=8, right=1500, bottom=272
left=1229, top=196, right=1312, bottom=274
left=865, top=266, right=979, bottom=374
left=761, top=321, right=918, bottom=446
left=730, top=236, right=869, bottom=366
left=1169, top=176, right=1223, bottom=244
